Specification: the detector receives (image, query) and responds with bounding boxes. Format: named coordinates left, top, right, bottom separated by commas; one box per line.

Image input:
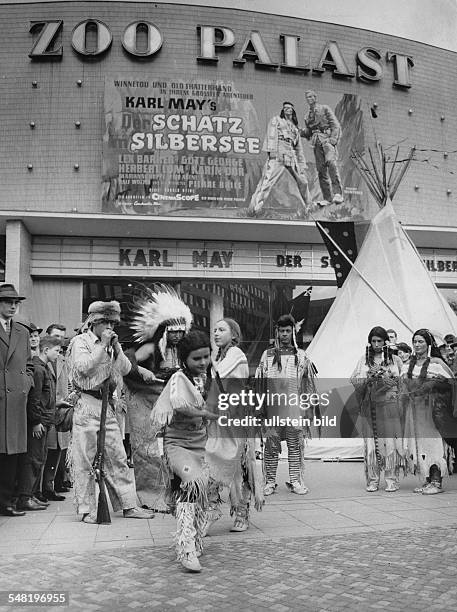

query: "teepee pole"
left=391, top=147, right=415, bottom=199
left=381, top=147, right=388, bottom=204
left=314, top=218, right=414, bottom=333
left=368, top=148, right=384, bottom=201
left=351, top=150, right=383, bottom=203
left=387, top=146, right=400, bottom=198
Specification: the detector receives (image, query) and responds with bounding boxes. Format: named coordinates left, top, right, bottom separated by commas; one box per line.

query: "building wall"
left=0, top=1, right=457, bottom=225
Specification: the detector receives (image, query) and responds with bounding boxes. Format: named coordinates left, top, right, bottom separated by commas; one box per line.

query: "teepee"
left=303, top=145, right=457, bottom=459
left=307, top=200, right=457, bottom=379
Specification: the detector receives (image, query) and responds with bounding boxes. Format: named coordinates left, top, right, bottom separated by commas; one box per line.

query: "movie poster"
left=102, top=77, right=370, bottom=221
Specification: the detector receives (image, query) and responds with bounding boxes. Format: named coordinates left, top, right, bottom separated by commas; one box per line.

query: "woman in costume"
left=151, top=330, right=216, bottom=573
left=350, top=326, right=404, bottom=492
left=123, top=286, right=193, bottom=509
left=402, top=329, right=455, bottom=495
left=205, top=318, right=263, bottom=534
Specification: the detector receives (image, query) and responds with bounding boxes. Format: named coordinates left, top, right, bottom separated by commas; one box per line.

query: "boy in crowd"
left=16, top=336, right=62, bottom=511
left=41, top=323, right=72, bottom=500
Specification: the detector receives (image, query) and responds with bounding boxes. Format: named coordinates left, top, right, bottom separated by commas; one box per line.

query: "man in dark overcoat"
left=0, top=284, right=34, bottom=516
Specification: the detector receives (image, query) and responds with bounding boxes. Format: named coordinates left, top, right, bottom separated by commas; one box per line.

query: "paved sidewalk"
left=0, top=462, right=456, bottom=611
left=0, top=462, right=456, bottom=554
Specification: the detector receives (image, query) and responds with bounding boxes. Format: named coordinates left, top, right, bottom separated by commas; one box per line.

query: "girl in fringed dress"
left=151, top=331, right=216, bottom=573
left=204, top=318, right=264, bottom=534
left=402, top=329, right=455, bottom=495
left=351, top=326, right=404, bottom=492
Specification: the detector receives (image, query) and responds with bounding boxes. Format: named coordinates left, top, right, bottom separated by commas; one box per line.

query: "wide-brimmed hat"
left=18, top=321, right=43, bottom=334
left=0, top=283, right=26, bottom=301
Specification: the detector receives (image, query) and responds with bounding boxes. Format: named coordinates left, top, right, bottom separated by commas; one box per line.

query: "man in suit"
left=0, top=284, right=34, bottom=516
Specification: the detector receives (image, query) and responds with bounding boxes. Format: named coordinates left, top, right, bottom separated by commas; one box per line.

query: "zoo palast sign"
left=29, top=20, right=414, bottom=88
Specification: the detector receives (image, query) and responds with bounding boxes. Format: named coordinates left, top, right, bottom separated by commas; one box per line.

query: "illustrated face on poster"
left=102, top=78, right=371, bottom=221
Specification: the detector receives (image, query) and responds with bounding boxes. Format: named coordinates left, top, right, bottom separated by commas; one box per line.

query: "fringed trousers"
left=70, top=394, right=137, bottom=515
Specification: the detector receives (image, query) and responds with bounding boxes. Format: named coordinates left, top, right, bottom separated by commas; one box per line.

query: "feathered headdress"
left=131, top=285, right=193, bottom=345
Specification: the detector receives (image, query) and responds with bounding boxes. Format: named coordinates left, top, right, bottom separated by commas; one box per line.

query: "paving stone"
left=1, top=525, right=457, bottom=611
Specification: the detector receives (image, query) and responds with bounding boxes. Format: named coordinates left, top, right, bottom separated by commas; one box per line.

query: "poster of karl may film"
left=102, top=77, right=369, bottom=221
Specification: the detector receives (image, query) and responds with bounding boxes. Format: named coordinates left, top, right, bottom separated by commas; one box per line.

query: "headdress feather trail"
left=131, top=285, right=193, bottom=344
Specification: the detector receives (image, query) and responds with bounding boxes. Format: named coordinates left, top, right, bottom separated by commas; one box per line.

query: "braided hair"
left=365, top=326, right=393, bottom=367
left=407, top=328, right=441, bottom=379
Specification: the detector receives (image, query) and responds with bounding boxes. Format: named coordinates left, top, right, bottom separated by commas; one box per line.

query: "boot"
left=422, top=466, right=443, bottom=495
left=422, top=481, right=443, bottom=495
left=286, top=481, right=309, bottom=495
left=366, top=465, right=380, bottom=492
left=263, top=482, right=277, bottom=496
left=413, top=476, right=430, bottom=493
left=175, top=502, right=202, bottom=573
left=385, top=474, right=400, bottom=492
left=230, top=503, right=249, bottom=532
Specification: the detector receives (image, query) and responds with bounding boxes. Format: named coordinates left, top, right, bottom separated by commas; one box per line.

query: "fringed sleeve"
left=152, top=371, right=206, bottom=427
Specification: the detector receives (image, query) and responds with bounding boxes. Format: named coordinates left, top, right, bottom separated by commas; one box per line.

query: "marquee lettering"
left=424, top=259, right=457, bottom=273
left=192, top=250, right=233, bottom=268
left=119, top=248, right=174, bottom=267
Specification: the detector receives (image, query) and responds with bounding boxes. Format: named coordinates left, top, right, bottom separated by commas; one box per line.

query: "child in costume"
left=205, top=318, right=263, bottom=534
left=151, top=331, right=216, bottom=573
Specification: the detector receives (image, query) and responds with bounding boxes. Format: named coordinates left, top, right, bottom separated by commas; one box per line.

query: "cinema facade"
left=0, top=0, right=456, bottom=353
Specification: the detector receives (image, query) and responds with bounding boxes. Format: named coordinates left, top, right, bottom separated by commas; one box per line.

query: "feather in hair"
left=131, top=284, right=193, bottom=343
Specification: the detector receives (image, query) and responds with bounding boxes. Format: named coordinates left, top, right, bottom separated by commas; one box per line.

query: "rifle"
left=93, top=377, right=111, bottom=524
